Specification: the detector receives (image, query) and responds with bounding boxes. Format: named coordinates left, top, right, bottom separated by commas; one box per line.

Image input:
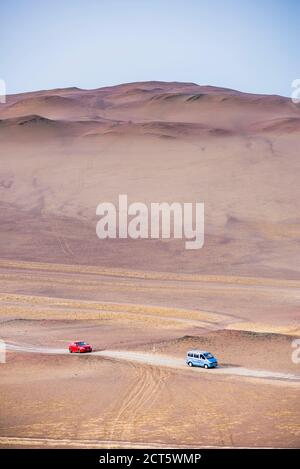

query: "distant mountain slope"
left=0, top=81, right=299, bottom=279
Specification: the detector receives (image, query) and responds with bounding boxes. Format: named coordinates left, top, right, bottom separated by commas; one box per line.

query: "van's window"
left=200, top=355, right=205, bottom=360
left=193, top=354, right=199, bottom=359
left=188, top=353, right=193, bottom=357
left=204, top=353, right=213, bottom=359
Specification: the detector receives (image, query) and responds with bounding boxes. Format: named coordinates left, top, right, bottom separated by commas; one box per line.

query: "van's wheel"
left=204, top=364, right=208, bottom=369
left=188, top=361, right=193, bottom=367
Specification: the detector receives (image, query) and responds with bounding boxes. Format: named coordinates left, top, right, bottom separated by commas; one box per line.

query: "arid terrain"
left=0, top=81, right=300, bottom=448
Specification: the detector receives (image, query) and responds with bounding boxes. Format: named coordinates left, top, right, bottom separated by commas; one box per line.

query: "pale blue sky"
left=1, top=0, right=299, bottom=96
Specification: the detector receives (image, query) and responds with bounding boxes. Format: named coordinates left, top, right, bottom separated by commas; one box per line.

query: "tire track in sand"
left=109, top=363, right=168, bottom=442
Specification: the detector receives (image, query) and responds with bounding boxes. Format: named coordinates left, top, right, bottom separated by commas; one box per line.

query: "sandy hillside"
left=0, top=81, right=300, bottom=278
left=0, top=82, right=300, bottom=448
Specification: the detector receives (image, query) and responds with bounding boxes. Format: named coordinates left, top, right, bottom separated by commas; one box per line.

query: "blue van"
left=186, top=350, right=218, bottom=369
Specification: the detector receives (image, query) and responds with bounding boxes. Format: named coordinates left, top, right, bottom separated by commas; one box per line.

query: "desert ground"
left=0, top=81, right=300, bottom=448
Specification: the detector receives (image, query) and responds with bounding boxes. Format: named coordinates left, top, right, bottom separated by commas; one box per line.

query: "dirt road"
left=6, top=342, right=300, bottom=384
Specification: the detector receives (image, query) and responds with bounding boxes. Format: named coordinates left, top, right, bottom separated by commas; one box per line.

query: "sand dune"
left=0, top=81, right=300, bottom=280
left=1, top=81, right=300, bottom=448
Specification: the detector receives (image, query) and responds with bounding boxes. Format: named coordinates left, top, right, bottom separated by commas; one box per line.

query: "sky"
left=0, top=0, right=299, bottom=96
